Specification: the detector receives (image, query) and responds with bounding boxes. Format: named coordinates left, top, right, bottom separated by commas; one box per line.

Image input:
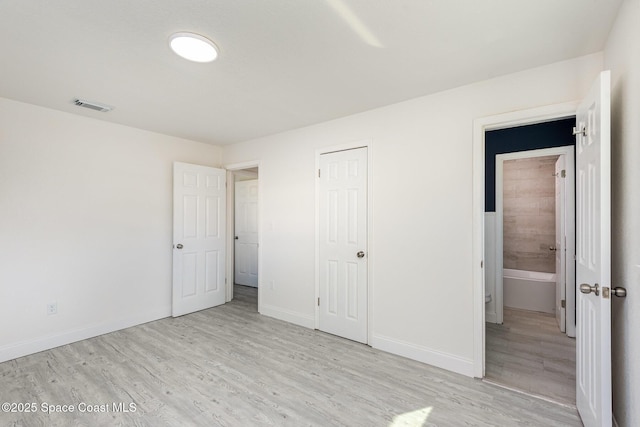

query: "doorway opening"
left=474, top=73, right=613, bottom=424
left=225, top=162, right=260, bottom=313
left=486, top=147, right=576, bottom=404
left=479, top=115, right=578, bottom=404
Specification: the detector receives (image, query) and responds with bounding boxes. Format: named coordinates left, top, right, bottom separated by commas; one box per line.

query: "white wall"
left=0, top=98, right=221, bottom=362
left=604, top=1, right=640, bottom=425
left=223, top=54, right=603, bottom=376
left=484, top=213, right=497, bottom=323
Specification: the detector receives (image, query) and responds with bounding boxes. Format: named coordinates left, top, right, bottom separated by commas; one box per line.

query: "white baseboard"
left=259, top=303, right=315, bottom=329
left=371, top=334, right=475, bottom=377
left=485, top=311, right=498, bottom=324
left=0, top=307, right=171, bottom=363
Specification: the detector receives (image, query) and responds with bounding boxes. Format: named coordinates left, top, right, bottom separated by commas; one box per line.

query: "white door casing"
left=472, top=101, right=580, bottom=378
left=555, top=155, right=567, bottom=332
left=564, top=150, right=577, bottom=339
left=575, top=70, right=611, bottom=427
left=173, top=162, right=226, bottom=317
left=234, top=179, right=259, bottom=287
left=318, top=147, right=368, bottom=343
left=554, top=150, right=577, bottom=339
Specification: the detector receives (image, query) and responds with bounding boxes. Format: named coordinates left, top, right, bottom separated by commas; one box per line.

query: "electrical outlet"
left=46, top=302, right=57, bottom=315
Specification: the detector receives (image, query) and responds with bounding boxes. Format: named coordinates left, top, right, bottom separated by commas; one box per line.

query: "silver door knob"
left=580, top=283, right=599, bottom=296
left=176, top=244, right=183, bottom=249
left=549, top=246, right=557, bottom=251
left=612, top=287, right=627, bottom=298
left=357, top=251, right=365, bottom=258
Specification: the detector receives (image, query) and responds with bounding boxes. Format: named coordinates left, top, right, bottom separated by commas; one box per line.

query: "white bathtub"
left=503, top=268, right=556, bottom=314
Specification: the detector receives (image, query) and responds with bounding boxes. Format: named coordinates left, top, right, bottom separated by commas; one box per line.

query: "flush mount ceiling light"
left=169, top=32, right=218, bottom=63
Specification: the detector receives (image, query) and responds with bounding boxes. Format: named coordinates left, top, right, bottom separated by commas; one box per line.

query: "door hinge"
left=561, top=169, right=566, bottom=178
left=561, top=299, right=566, bottom=308
left=480, top=260, right=483, bottom=268
left=317, top=297, right=320, bottom=306
left=318, top=169, right=321, bottom=178
left=572, top=126, right=586, bottom=137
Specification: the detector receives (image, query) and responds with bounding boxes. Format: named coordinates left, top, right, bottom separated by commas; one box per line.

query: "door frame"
left=472, top=101, right=579, bottom=377
left=225, top=160, right=261, bottom=309
left=315, top=140, right=374, bottom=343
left=493, top=146, right=575, bottom=330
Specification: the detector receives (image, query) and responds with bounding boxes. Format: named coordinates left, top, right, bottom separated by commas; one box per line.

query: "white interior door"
left=576, top=70, right=611, bottom=427
left=555, top=155, right=567, bottom=332
left=234, top=179, right=259, bottom=287
left=318, top=147, right=368, bottom=343
left=173, top=162, right=226, bottom=317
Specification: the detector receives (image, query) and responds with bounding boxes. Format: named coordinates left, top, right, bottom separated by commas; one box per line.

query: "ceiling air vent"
left=73, top=99, right=113, bottom=112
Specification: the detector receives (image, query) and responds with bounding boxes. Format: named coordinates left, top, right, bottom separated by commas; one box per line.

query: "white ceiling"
left=0, top=0, right=622, bottom=145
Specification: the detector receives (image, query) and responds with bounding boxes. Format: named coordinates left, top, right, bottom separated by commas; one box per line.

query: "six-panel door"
left=318, top=147, right=368, bottom=343
left=173, top=162, right=226, bottom=317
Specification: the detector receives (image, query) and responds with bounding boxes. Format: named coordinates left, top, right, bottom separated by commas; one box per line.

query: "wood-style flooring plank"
left=1, top=286, right=581, bottom=426
left=485, top=307, right=576, bottom=405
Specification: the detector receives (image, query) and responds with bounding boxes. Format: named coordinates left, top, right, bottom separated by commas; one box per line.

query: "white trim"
left=224, top=160, right=262, bottom=312
left=225, top=170, right=235, bottom=302
left=472, top=101, right=579, bottom=378
left=485, top=312, right=498, bottom=324
left=563, top=149, right=576, bottom=338
left=260, top=303, right=315, bottom=329
left=314, top=139, right=373, bottom=343
left=371, top=334, right=475, bottom=377
left=225, top=160, right=261, bottom=171
left=0, top=307, right=170, bottom=363
left=495, top=146, right=575, bottom=325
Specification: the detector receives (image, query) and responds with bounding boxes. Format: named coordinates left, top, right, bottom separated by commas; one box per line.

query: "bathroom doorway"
left=492, top=147, right=576, bottom=336
left=483, top=119, right=577, bottom=404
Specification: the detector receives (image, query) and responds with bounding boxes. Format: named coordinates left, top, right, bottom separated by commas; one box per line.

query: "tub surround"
left=503, top=156, right=557, bottom=273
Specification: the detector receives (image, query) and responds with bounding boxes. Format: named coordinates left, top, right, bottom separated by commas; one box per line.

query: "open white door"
left=234, top=179, right=259, bottom=287
left=173, top=162, right=226, bottom=317
left=555, top=155, right=567, bottom=332
left=576, top=70, right=611, bottom=427
left=318, top=147, right=368, bottom=343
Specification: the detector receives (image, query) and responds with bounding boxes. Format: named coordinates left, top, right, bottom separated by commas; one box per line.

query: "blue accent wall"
left=485, top=118, right=575, bottom=212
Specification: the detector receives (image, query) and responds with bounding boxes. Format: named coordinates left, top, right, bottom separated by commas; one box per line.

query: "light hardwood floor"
left=485, top=307, right=576, bottom=405
left=1, top=286, right=581, bottom=426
